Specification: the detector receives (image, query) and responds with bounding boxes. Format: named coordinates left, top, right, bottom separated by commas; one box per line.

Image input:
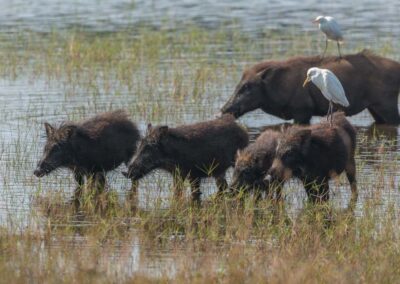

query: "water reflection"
left=0, top=0, right=398, bottom=45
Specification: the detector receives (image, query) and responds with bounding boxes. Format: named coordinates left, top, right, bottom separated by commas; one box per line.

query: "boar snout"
left=34, top=163, right=51, bottom=177
left=268, top=159, right=283, bottom=180
left=264, top=174, right=273, bottom=183
left=221, top=105, right=240, bottom=118
left=122, top=165, right=143, bottom=180
left=229, top=179, right=240, bottom=192
left=221, top=98, right=241, bottom=118
left=33, top=168, right=45, bottom=177
left=122, top=170, right=131, bottom=179
left=267, top=159, right=293, bottom=181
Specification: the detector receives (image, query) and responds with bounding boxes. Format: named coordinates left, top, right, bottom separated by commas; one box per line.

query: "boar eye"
left=281, top=151, right=293, bottom=163
left=144, top=141, right=157, bottom=148
left=282, top=151, right=301, bottom=166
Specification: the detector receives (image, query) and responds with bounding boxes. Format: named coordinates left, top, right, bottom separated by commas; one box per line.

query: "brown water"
left=0, top=0, right=399, bottom=278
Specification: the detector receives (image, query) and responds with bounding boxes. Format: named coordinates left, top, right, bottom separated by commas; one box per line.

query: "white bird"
left=303, top=67, right=349, bottom=126
left=313, top=16, right=343, bottom=58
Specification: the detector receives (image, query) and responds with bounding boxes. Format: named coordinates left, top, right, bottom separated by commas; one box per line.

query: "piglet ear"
left=158, top=126, right=169, bottom=137
left=297, top=129, right=311, bottom=142
left=147, top=123, right=153, bottom=132
left=296, top=129, right=312, bottom=153
left=60, top=125, right=77, bottom=140
left=279, top=123, right=291, bottom=133
left=44, top=123, right=55, bottom=138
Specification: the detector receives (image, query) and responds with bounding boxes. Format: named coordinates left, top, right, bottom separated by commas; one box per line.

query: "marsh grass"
left=0, top=26, right=397, bottom=97
left=2, top=188, right=400, bottom=283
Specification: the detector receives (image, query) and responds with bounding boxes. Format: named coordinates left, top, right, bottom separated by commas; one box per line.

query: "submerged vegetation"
left=0, top=21, right=399, bottom=282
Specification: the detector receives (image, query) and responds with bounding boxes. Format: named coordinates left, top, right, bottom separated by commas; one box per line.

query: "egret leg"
left=322, top=38, right=328, bottom=58
left=326, top=101, right=331, bottom=122
left=329, top=101, right=333, bottom=127
left=337, top=41, right=342, bottom=58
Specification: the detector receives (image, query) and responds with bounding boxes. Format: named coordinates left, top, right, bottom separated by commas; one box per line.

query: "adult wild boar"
left=231, top=129, right=282, bottom=200
left=123, top=114, right=249, bottom=203
left=266, top=112, right=357, bottom=204
left=221, top=51, right=400, bottom=124
left=34, top=110, right=140, bottom=200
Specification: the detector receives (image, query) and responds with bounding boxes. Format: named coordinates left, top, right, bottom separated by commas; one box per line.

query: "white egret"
left=313, top=16, right=343, bottom=58
left=303, top=67, right=349, bottom=126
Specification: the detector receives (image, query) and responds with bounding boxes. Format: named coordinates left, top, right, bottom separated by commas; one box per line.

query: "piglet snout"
left=264, top=174, right=273, bottom=182
left=122, top=171, right=131, bottom=179
left=34, top=167, right=46, bottom=177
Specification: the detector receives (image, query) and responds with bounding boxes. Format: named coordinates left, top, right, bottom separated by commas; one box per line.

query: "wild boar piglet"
left=124, top=114, right=249, bottom=203
left=266, top=112, right=357, bottom=204
left=231, top=129, right=282, bottom=200
left=34, top=110, right=140, bottom=200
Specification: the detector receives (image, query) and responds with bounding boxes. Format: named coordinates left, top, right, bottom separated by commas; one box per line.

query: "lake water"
left=0, top=0, right=399, bottom=278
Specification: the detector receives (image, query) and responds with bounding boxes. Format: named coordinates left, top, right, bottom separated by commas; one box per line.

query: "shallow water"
left=0, top=0, right=399, bottom=278
left=0, top=0, right=399, bottom=41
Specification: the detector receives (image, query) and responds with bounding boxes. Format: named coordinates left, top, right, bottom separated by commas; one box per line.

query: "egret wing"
left=323, top=71, right=349, bottom=107
left=310, top=73, right=333, bottom=103
left=324, top=17, right=343, bottom=41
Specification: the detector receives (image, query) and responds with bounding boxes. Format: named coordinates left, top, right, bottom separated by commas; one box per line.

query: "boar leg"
left=215, top=174, right=228, bottom=194
left=73, top=171, right=84, bottom=200
left=345, top=158, right=358, bottom=206
left=319, top=180, right=330, bottom=202
left=190, top=178, right=201, bottom=204
left=303, top=180, right=316, bottom=203
left=275, top=184, right=283, bottom=202
left=172, top=176, right=185, bottom=200
left=130, top=180, right=139, bottom=195
left=303, top=178, right=329, bottom=203
left=293, top=111, right=312, bottom=124
left=95, top=172, right=107, bottom=193
left=368, top=102, right=400, bottom=125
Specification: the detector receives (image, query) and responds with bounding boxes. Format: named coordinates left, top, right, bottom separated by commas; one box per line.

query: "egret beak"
left=302, top=76, right=311, bottom=88
left=312, top=19, right=318, bottom=23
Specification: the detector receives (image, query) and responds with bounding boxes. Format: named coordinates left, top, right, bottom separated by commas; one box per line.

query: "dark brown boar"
left=123, top=114, right=249, bottom=203
left=231, top=129, right=282, bottom=199
left=266, top=112, right=357, bottom=204
left=221, top=51, right=400, bottom=124
left=34, top=110, right=140, bottom=199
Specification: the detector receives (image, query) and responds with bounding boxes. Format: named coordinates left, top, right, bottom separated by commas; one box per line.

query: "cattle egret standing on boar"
left=303, top=67, right=349, bottom=126
left=313, top=16, right=343, bottom=58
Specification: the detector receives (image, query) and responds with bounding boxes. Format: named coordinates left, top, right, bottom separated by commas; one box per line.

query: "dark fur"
left=124, top=114, right=249, bottom=202
left=231, top=129, right=282, bottom=199
left=34, top=110, right=140, bottom=198
left=267, top=112, right=357, bottom=203
left=221, top=51, right=400, bottom=124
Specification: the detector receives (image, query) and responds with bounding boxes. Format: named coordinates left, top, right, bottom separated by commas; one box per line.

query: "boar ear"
left=60, top=125, right=77, bottom=140
left=297, top=129, right=311, bottom=141
left=236, top=149, right=242, bottom=159
left=147, top=123, right=153, bottom=132
left=44, top=123, right=55, bottom=138
left=258, top=67, right=283, bottom=82
left=279, top=123, right=291, bottom=133
left=157, top=126, right=169, bottom=138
